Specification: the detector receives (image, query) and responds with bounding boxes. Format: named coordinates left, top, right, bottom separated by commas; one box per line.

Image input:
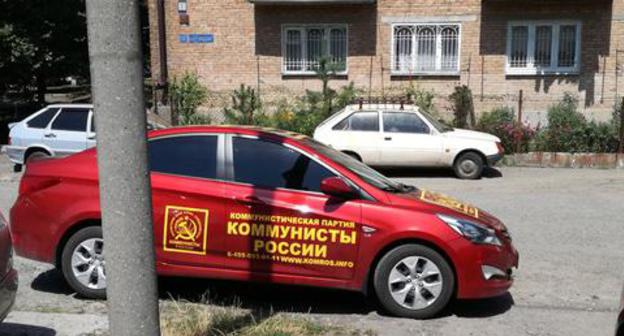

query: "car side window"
left=90, top=114, right=96, bottom=133
left=383, top=112, right=430, bottom=134
left=27, top=108, right=60, bottom=129
left=51, top=108, right=90, bottom=132
left=232, top=137, right=336, bottom=192
left=149, top=135, right=218, bottom=179
left=333, top=111, right=379, bottom=132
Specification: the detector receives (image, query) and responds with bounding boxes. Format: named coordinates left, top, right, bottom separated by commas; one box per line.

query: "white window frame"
left=390, top=22, right=462, bottom=76
left=281, top=24, right=349, bottom=76
left=506, top=20, right=582, bottom=76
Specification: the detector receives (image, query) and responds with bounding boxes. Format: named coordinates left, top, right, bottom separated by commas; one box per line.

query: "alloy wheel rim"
left=387, top=256, right=443, bottom=310
left=71, top=238, right=106, bottom=290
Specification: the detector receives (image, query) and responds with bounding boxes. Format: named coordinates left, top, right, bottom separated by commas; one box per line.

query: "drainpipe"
left=157, top=0, right=168, bottom=103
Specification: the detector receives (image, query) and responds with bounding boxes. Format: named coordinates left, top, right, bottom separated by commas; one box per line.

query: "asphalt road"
left=0, top=156, right=622, bottom=336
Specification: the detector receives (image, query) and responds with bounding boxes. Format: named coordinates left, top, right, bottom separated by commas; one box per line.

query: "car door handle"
left=87, top=134, right=96, bottom=140
left=44, top=133, right=56, bottom=138
left=384, top=137, right=392, bottom=141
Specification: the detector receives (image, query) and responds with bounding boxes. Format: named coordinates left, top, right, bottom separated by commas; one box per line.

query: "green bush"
left=533, top=93, right=619, bottom=153
left=223, top=84, right=266, bottom=125
left=405, top=85, right=435, bottom=114
left=475, top=107, right=535, bottom=153
left=449, top=85, right=476, bottom=128
left=169, top=72, right=210, bottom=125
left=265, top=84, right=361, bottom=136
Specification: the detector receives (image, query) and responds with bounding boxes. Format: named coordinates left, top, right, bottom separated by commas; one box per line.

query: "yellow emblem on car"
left=419, top=190, right=479, bottom=219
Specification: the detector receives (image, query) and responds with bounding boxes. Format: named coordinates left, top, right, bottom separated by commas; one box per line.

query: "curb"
left=501, top=152, right=624, bottom=169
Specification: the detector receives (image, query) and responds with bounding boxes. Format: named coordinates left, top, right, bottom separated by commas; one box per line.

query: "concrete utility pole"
left=85, top=0, right=161, bottom=335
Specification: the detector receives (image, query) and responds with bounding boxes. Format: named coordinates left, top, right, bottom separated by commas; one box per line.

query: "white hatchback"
left=313, top=104, right=504, bottom=179
left=4, top=104, right=96, bottom=171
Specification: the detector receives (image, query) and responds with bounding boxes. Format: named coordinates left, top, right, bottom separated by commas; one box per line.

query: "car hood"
left=388, top=188, right=507, bottom=232
left=444, top=128, right=500, bottom=142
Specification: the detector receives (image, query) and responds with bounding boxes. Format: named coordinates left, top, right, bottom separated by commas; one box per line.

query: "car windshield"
left=419, top=110, right=454, bottom=132
left=301, top=138, right=413, bottom=193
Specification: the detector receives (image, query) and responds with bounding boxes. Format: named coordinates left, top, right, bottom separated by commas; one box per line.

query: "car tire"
left=373, top=244, right=455, bottom=319
left=25, top=151, right=50, bottom=164
left=453, top=152, right=484, bottom=179
left=61, top=226, right=106, bottom=299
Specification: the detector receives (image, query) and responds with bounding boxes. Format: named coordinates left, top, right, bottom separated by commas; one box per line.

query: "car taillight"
left=496, top=142, right=505, bottom=154
left=19, top=176, right=61, bottom=195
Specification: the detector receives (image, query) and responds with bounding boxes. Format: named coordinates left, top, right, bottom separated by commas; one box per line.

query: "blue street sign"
left=179, top=34, right=214, bottom=44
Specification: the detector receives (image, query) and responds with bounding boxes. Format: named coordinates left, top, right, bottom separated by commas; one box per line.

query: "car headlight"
left=437, top=214, right=502, bottom=246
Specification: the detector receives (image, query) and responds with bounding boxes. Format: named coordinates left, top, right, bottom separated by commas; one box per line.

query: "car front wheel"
left=453, top=152, right=484, bottom=179
left=61, top=226, right=106, bottom=299
left=373, top=244, right=454, bottom=319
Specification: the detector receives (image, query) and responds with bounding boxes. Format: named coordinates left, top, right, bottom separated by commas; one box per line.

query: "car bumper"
left=451, top=237, right=519, bottom=299
left=3, top=146, right=26, bottom=165
left=0, top=268, right=18, bottom=322
left=486, top=153, right=503, bottom=167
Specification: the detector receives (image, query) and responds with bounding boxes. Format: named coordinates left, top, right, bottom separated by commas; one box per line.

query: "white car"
left=313, top=103, right=504, bottom=179
left=5, top=104, right=96, bottom=171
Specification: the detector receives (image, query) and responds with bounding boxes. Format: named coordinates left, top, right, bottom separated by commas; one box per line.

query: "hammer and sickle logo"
left=171, top=213, right=201, bottom=241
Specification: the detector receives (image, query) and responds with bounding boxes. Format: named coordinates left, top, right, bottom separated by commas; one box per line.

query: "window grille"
left=392, top=23, right=460, bottom=75
left=282, top=25, right=347, bottom=75
left=507, top=21, right=580, bottom=75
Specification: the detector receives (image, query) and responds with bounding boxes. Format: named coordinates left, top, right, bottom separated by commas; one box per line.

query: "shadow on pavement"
left=451, top=293, right=515, bottom=318
left=158, top=276, right=375, bottom=315
left=379, top=167, right=503, bottom=179
left=0, top=323, right=56, bottom=336
left=158, top=276, right=514, bottom=319
left=30, top=269, right=74, bottom=296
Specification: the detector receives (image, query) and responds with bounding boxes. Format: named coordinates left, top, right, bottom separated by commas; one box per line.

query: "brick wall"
left=148, top=0, right=624, bottom=122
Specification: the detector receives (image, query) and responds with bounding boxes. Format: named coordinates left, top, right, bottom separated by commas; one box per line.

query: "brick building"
left=148, top=0, right=624, bottom=122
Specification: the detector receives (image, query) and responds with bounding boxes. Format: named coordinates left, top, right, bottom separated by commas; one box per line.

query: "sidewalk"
left=0, top=311, right=108, bottom=336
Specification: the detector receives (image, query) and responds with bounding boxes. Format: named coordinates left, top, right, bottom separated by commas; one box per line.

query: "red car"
left=10, top=126, right=518, bottom=319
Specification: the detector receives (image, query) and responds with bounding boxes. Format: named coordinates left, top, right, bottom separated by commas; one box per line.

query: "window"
left=506, top=21, right=581, bottom=75
left=149, top=135, right=218, bottom=179
left=51, top=108, right=89, bottom=132
left=283, top=25, right=347, bottom=75
left=383, top=112, right=430, bottom=134
left=27, top=108, right=60, bottom=129
left=392, top=24, right=460, bottom=75
left=232, top=137, right=335, bottom=192
left=333, top=111, right=379, bottom=132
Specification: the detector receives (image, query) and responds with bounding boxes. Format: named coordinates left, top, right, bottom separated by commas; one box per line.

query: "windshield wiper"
left=381, top=186, right=401, bottom=193
left=381, top=183, right=416, bottom=193
left=399, top=183, right=417, bottom=192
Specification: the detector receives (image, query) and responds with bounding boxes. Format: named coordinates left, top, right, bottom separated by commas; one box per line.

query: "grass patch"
left=160, top=301, right=375, bottom=336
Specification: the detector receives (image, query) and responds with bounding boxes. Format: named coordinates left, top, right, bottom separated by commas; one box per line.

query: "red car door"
left=148, top=134, right=230, bottom=269
left=220, top=135, right=362, bottom=280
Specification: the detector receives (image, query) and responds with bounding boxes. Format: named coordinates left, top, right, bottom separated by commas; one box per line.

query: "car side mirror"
left=320, top=177, right=357, bottom=199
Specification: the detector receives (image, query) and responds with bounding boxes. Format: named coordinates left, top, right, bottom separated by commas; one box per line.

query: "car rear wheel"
left=61, top=226, right=106, bottom=299
left=25, top=150, right=50, bottom=164
left=453, top=152, right=484, bottom=179
left=373, top=244, right=454, bottom=319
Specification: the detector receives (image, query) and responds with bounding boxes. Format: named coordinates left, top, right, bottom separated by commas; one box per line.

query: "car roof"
left=342, top=103, right=420, bottom=113
left=45, top=103, right=93, bottom=109
left=149, top=125, right=311, bottom=142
